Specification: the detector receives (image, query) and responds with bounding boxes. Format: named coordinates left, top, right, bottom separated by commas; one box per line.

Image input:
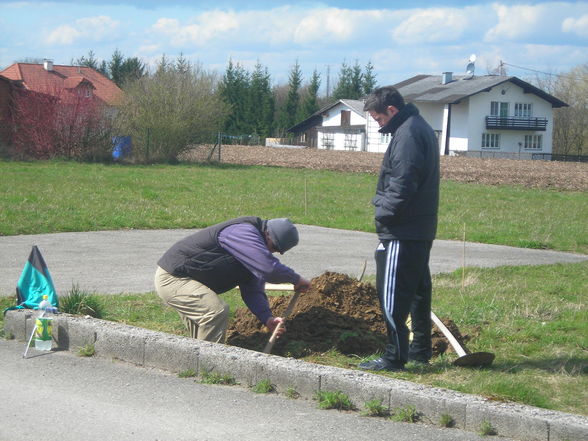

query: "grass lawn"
left=1, top=160, right=587, bottom=253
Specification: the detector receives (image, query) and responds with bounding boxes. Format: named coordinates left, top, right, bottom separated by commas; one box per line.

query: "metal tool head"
left=453, top=351, right=495, bottom=367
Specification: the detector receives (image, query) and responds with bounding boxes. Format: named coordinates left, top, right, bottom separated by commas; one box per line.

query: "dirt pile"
left=227, top=271, right=469, bottom=359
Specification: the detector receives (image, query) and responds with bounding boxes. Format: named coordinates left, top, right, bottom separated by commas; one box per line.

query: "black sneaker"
left=358, top=358, right=405, bottom=372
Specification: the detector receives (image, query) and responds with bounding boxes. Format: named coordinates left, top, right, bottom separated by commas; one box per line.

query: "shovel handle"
left=430, top=311, right=467, bottom=357
left=263, top=322, right=284, bottom=353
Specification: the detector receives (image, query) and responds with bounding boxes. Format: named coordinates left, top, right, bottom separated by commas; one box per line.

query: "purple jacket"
left=218, top=223, right=300, bottom=324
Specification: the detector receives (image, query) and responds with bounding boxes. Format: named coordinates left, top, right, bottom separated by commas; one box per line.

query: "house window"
left=85, top=88, right=92, bottom=98
left=322, top=133, right=334, bottom=150
left=490, top=101, right=509, bottom=117
left=341, top=110, right=350, bottom=127
left=482, top=133, right=500, bottom=149
left=524, top=135, right=542, bottom=150
left=515, top=103, right=532, bottom=117
left=344, top=133, right=358, bottom=150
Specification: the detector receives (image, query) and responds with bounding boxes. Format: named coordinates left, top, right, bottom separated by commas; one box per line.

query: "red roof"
left=0, top=63, right=122, bottom=105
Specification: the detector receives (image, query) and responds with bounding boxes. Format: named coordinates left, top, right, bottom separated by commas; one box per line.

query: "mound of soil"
left=227, top=271, right=469, bottom=359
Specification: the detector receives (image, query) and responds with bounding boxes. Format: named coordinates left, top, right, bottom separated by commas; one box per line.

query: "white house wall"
left=467, top=82, right=553, bottom=156
left=322, top=103, right=365, bottom=127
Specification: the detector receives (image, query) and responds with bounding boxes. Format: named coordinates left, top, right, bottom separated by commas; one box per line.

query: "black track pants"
left=375, top=240, right=433, bottom=365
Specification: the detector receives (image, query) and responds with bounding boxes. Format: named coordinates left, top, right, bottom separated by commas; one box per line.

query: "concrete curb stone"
left=5, top=309, right=588, bottom=441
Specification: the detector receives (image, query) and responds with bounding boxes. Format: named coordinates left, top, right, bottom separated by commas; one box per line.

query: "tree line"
left=73, top=49, right=378, bottom=139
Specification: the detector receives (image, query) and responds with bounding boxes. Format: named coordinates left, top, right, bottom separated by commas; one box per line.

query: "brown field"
left=193, top=145, right=588, bottom=191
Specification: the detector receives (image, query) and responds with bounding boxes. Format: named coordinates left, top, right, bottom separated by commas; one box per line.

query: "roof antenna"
left=464, top=54, right=476, bottom=79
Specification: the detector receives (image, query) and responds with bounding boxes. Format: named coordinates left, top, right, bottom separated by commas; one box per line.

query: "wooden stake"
left=461, top=222, right=466, bottom=289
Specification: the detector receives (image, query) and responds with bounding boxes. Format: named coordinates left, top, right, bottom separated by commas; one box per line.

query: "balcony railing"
left=485, top=116, right=548, bottom=131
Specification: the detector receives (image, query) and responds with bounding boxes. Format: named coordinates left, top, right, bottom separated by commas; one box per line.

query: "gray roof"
left=393, top=74, right=568, bottom=108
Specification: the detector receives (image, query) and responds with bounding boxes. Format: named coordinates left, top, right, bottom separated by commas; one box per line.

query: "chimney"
left=441, top=71, right=452, bottom=85
left=43, top=59, right=54, bottom=71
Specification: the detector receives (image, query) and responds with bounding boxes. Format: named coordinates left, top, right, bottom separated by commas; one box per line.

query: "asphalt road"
left=0, top=339, right=516, bottom=441
left=1, top=225, right=586, bottom=295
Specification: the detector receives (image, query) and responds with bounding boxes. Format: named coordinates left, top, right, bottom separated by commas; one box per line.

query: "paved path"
left=0, top=339, right=515, bottom=441
left=1, top=226, right=586, bottom=295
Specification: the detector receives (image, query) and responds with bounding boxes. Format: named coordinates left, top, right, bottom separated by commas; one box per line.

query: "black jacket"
left=373, top=103, right=440, bottom=241
left=157, top=216, right=264, bottom=293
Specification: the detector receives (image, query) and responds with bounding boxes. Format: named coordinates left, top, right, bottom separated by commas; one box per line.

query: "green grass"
left=0, top=160, right=586, bottom=253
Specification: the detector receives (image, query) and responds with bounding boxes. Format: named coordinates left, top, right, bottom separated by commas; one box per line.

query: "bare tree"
left=115, top=56, right=228, bottom=163
left=534, top=64, right=588, bottom=156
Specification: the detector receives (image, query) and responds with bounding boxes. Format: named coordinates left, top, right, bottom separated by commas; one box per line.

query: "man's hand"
left=265, top=316, right=286, bottom=337
left=294, top=276, right=311, bottom=293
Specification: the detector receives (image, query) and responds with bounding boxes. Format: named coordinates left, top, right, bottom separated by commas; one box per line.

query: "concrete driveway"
left=1, top=225, right=586, bottom=295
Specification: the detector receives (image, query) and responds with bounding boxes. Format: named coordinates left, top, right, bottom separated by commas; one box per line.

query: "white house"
left=289, top=74, right=567, bottom=158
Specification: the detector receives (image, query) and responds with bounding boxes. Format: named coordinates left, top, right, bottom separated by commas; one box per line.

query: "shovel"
left=430, top=311, right=495, bottom=367
left=263, top=283, right=299, bottom=354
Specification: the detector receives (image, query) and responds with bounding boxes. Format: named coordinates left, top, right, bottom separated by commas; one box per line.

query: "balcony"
left=485, top=116, right=548, bottom=131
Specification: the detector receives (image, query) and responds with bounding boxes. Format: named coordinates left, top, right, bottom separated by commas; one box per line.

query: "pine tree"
left=278, top=61, right=303, bottom=132
left=362, top=61, right=377, bottom=95
left=219, top=59, right=251, bottom=135
left=301, top=69, right=321, bottom=119
left=249, top=62, right=274, bottom=138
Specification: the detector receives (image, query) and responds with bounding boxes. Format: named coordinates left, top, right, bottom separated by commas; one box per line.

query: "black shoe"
left=358, top=358, right=405, bottom=372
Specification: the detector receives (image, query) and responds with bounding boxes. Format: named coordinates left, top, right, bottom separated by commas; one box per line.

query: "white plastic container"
left=34, top=316, right=53, bottom=351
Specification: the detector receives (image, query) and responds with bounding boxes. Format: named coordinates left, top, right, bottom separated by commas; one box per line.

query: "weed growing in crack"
left=314, top=390, right=354, bottom=411
left=361, top=399, right=390, bottom=417
left=199, top=370, right=237, bottom=385
left=285, top=387, right=300, bottom=399
left=479, top=419, right=497, bottom=436
left=391, top=405, right=419, bottom=423
left=252, top=379, right=275, bottom=393
left=178, top=369, right=197, bottom=378
left=439, top=413, right=455, bottom=428
left=78, top=343, right=95, bottom=357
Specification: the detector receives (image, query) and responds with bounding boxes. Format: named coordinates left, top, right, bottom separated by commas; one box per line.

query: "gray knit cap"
left=266, top=218, right=299, bottom=254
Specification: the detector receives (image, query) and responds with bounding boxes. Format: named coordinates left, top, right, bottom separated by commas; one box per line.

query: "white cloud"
left=294, top=8, right=365, bottom=44
left=485, top=5, right=541, bottom=41
left=46, top=15, right=119, bottom=45
left=562, top=14, right=588, bottom=38
left=47, top=24, right=81, bottom=45
left=152, top=10, right=239, bottom=46
left=391, top=8, right=469, bottom=44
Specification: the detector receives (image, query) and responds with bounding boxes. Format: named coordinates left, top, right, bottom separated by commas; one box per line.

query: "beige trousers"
left=154, top=266, right=229, bottom=343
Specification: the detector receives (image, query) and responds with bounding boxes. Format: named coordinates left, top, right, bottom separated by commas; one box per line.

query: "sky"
left=1, top=0, right=587, bottom=93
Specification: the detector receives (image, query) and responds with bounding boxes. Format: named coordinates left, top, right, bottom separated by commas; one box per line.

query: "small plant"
left=439, top=413, right=454, bottom=428
left=285, top=387, right=300, bottom=399
left=178, top=369, right=197, bottom=378
left=200, top=370, right=237, bottom=385
left=391, top=405, right=419, bottom=423
left=479, top=419, right=497, bottom=436
left=60, top=284, right=104, bottom=318
left=78, top=343, right=95, bottom=357
left=361, top=399, right=390, bottom=417
left=252, top=379, right=275, bottom=394
left=314, top=390, right=354, bottom=411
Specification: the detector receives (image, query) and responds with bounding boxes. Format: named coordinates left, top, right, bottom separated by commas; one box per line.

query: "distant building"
left=289, top=74, right=568, bottom=158
left=0, top=60, right=122, bottom=107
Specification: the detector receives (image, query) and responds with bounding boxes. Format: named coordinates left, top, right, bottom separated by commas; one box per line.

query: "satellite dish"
left=465, top=54, right=476, bottom=79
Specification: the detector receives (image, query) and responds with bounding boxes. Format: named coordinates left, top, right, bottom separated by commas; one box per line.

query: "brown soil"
left=227, top=271, right=469, bottom=359
left=185, top=144, right=588, bottom=191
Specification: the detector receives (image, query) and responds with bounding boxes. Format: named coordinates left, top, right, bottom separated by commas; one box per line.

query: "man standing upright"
left=359, top=86, right=440, bottom=371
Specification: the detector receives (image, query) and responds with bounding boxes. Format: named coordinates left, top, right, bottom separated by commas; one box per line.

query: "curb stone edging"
left=5, top=309, right=588, bottom=441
